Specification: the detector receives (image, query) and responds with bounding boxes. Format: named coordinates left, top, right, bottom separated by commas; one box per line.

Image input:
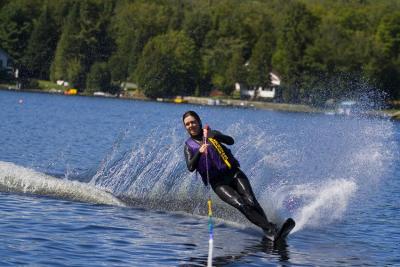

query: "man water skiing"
left=182, top=110, right=280, bottom=240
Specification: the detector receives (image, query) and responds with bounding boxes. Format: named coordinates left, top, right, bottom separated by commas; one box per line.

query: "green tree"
left=51, top=0, right=114, bottom=89
left=134, top=31, right=198, bottom=98
left=78, top=0, right=114, bottom=70
left=303, top=10, right=373, bottom=104
left=202, top=37, right=245, bottom=93
left=23, top=5, right=58, bottom=79
left=167, top=0, right=185, bottom=30
left=247, top=31, right=275, bottom=89
left=108, top=2, right=170, bottom=82
left=0, top=0, right=41, bottom=63
left=366, top=12, right=400, bottom=99
left=225, top=49, right=246, bottom=94
left=1, top=0, right=399, bottom=101
left=182, top=9, right=212, bottom=48
left=272, top=2, right=319, bottom=103
left=50, top=2, right=81, bottom=85
left=86, top=61, right=112, bottom=93
left=0, top=1, right=11, bottom=9
left=66, top=57, right=83, bottom=88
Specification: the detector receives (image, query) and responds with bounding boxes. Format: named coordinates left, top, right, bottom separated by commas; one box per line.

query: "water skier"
left=182, top=110, right=277, bottom=239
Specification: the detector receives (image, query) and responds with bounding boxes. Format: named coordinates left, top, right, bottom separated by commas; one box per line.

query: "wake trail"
left=0, top=161, right=124, bottom=206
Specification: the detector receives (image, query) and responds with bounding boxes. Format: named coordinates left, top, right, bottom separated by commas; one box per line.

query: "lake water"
left=0, top=90, right=399, bottom=266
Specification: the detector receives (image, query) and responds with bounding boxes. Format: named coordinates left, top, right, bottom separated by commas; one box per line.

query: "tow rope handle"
left=208, top=199, right=213, bottom=217
left=203, top=124, right=209, bottom=145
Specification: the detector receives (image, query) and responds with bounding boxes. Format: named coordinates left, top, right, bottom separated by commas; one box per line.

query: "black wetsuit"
left=184, top=130, right=276, bottom=233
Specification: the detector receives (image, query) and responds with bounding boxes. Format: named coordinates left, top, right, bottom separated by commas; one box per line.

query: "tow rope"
left=203, top=125, right=213, bottom=267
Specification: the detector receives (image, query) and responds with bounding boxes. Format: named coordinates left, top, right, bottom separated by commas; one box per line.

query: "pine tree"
left=23, top=5, right=58, bottom=79
left=50, top=2, right=81, bottom=84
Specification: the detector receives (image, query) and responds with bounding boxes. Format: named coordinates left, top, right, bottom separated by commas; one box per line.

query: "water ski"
left=274, top=218, right=295, bottom=242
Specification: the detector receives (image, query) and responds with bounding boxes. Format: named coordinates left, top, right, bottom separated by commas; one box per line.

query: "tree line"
left=0, top=0, right=400, bottom=104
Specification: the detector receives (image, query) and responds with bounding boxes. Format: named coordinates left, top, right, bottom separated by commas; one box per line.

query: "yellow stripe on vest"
left=208, top=137, right=232, bottom=169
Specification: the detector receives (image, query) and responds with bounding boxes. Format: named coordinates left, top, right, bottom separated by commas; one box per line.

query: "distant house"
left=121, top=82, right=138, bottom=91
left=0, top=48, right=13, bottom=72
left=235, top=72, right=281, bottom=100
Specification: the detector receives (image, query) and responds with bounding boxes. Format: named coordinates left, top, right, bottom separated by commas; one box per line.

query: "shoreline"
left=182, top=96, right=319, bottom=113
left=1, top=86, right=399, bottom=120
left=182, top=96, right=400, bottom=120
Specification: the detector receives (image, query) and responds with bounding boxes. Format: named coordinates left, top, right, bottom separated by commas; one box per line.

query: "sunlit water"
left=0, top=90, right=399, bottom=266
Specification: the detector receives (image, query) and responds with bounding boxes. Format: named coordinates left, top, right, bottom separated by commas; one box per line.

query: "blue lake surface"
left=0, top=90, right=399, bottom=266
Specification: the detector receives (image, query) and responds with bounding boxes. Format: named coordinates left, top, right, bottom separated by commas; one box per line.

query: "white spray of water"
left=0, top=161, right=124, bottom=206
left=270, top=179, right=357, bottom=232
left=89, top=125, right=208, bottom=213
left=86, top=113, right=396, bottom=233
left=225, top=118, right=394, bottom=231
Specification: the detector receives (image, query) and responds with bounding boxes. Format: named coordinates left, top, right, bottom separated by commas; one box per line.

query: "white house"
left=0, top=48, right=13, bottom=72
left=235, top=72, right=281, bottom=99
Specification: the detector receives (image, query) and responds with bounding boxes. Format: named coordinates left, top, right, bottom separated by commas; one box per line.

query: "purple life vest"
left=185, top=137, right=237, bottom=184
